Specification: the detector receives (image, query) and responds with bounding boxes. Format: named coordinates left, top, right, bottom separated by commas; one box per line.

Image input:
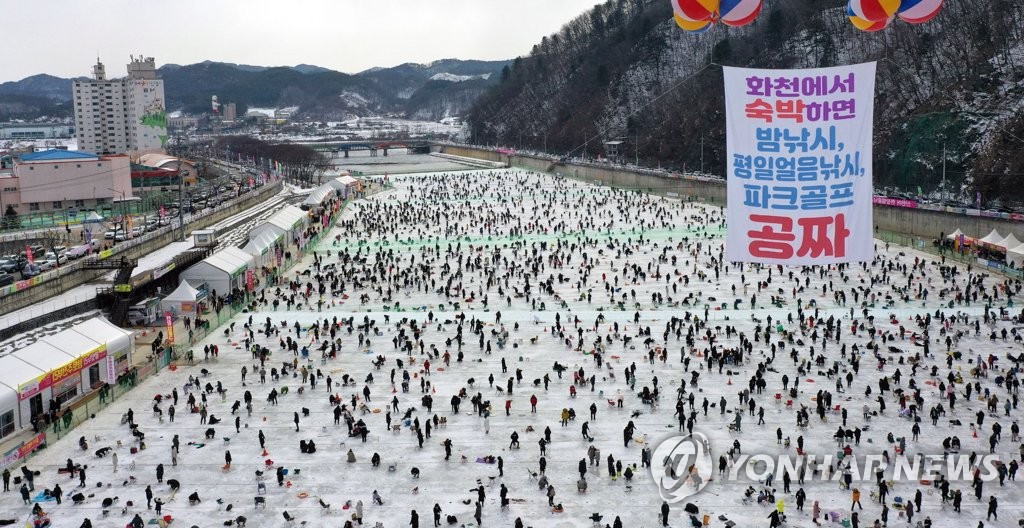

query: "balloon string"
left=561, top=60, right=721, bottom=161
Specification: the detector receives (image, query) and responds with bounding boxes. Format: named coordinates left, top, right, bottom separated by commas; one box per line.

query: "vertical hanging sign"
left=724, top=63, right=876, bottom=264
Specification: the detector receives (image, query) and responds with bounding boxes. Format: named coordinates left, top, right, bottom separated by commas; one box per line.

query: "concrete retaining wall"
left=441, top=145, right=1024, bottom=243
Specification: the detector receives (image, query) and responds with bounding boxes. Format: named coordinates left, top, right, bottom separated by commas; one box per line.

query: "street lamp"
left=107, top=187, right=125, bottom=238
left=62, top=197, right=71, bottom=239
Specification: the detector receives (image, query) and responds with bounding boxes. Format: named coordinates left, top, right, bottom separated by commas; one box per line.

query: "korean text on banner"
left=724, top=63, right=876, bottom=264
left=165, top=311, right=174, bottom=345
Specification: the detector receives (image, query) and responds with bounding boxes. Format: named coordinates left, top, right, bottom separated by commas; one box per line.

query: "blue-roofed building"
left=1, top=150, right=133, bottom=216
left=17, top=150, right=100, bottom=163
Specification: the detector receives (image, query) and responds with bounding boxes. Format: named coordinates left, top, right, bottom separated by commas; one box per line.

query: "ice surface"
left=8, top=169, right=1022, bottom=528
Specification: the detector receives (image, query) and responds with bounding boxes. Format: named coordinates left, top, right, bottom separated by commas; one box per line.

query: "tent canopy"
left=70, top=317, right=134, bottom=355
left=201, top=247, right=253, bottom=275
left=0, top=358, right=44, bottom=392
left=266, top=206, right=308, bottom=232
left=245, top=230, right=280, bottom=255
left=303, top=185, right=334, bottom=206
left=40, top=330, right=103, bottom=357
left=946, top=229, right=964, bottom=240
left=163, top=281, right=201, bottom=303
left=997, top=233, right=1022, bottom=250
left=13, top=341, right=77, bottom=373
left=980, top=229, right=1004, bottom=245
left=1008, top=243, right=1024, bottom=267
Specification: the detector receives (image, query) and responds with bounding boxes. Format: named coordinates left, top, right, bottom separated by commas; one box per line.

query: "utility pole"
left=941, top=142, right=947, bottom=202
left=178, top=167, right=186, bottom=242
left=700, top=134, right=705, bottom=174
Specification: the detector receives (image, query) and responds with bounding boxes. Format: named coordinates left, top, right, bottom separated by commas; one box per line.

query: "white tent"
left=0, top=316, right=133, bottom=435
left=996, top=233, right=1022, bottom=251
left=161, top=281, right=203, bottom=315
left=945, top=229, right=964, bottom=240
left=1009, top=243, right=1024, bottom=268
left=326, top=176, right=359, bottom=199
left=179, top=246, right=255, bottom=298
left=303, top=184, right=334, bottom=207
left=13, top=342, right=80, bottom=426
left=0, top=357, right=45, bottom=431
left=979, top=229, right=1004, bottom=245
left=70, top=317, right=135, bottom=385
left=249, top=205, right=308, bottom=247
left=244, top=229, right=281, bottom=268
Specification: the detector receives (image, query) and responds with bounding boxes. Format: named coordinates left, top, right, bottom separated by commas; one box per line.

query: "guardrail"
left=0, top=180, right=282, bottom=304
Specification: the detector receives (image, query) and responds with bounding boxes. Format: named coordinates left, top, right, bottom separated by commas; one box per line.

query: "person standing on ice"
left=409, top=509, right=419, bottom=528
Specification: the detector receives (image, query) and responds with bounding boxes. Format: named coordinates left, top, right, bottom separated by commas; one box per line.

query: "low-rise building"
left=0, top=123, right=75, bottom=140
left=0, top=150, right=132, bottom=215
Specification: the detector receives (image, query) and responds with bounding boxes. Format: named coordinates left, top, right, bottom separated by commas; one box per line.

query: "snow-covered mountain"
left=467, top=0, right=1024, bottom=204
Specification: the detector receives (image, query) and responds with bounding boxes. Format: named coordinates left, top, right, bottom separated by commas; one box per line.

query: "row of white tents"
left=946, top=228, right=1024, bottom=267
left=173, top=206, right=309, bottom=306
left=168, top=176, right=359, bottom=311
left=302, top=175, right=360, bottom=208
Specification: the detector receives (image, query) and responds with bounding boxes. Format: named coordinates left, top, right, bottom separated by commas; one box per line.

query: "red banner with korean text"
left=165, top=311, right=174, bottom=345
left=18, top=373, right=51, bottom=401
left=724, top=63, right=875, bottom=264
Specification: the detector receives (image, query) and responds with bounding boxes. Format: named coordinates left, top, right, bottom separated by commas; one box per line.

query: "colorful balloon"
left=672, top=0, right=719, bottom=22
left=718, top=0, right=762, bottom=27
left=848, top=13, right=892, bottom=32
left=897, top=0, right=943, bottom=24
left=674, top=13, right=713, bottom=33
left=847, top=0, right=900, bottom=22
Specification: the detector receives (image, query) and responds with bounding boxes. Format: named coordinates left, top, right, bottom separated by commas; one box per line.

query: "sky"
left=2, top=0, right=603, bottom=82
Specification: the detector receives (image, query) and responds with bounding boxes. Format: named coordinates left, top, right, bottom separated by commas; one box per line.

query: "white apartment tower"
left=73, top=56, right=167, bottom=156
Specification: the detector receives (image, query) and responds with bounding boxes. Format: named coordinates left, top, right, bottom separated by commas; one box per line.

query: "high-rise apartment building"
left=73, top=56, right=167, bottom=156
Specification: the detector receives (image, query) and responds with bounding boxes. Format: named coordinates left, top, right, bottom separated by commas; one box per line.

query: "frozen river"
left=8, top=169, right=1023, bottom=528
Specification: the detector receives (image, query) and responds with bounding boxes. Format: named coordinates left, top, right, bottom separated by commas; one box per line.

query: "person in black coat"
left=661, top=501, right=670, bottom=526
left=410, top=509, right=419, bottom=528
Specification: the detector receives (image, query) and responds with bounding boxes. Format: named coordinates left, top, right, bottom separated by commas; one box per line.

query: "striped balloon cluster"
left=671, top=0, right=762, bottom=34
left=847, top=0, right=943, bottom=32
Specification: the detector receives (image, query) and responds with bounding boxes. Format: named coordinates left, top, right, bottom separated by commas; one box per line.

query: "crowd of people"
left=3, top=169, right=1022, bottom=527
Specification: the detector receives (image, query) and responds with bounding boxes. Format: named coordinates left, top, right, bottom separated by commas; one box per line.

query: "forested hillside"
left=467, top=0, right=1024, bottom=204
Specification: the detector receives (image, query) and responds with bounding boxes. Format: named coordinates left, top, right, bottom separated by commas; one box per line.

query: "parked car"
left=0, top=273, right=14, bottom=287
left=0, top=259, right=18, bottom=273
left=20, top=264, right=39, bottom=278
left=36, top=260, right=56, bottom=272
left=65, top=243, right=95, bottom=259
